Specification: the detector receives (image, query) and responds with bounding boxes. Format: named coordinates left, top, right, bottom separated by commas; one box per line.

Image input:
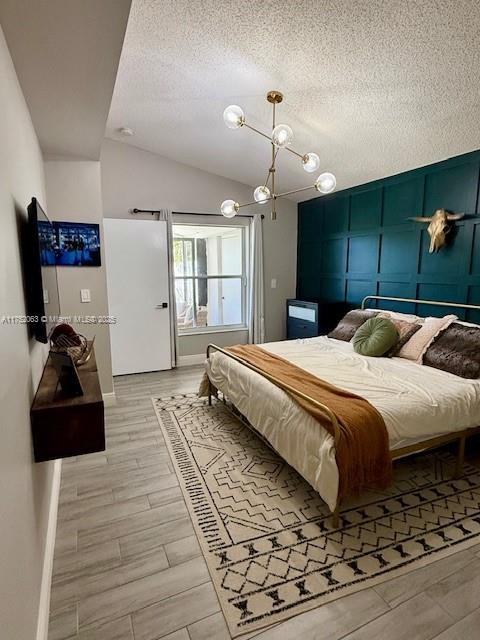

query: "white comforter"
left=206, top=336, right=480, bottom=511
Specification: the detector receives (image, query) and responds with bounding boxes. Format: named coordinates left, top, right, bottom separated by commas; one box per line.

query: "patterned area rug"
left=153, top=394, right=480, bottom=637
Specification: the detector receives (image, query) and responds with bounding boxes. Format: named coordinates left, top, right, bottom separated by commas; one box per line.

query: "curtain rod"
left=130, top=208, right=161, bottom=215
left=130, top=208, right=264, bottom=220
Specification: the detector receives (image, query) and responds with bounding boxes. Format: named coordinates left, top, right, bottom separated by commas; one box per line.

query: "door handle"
left=155, top=302, right=168, bottom=309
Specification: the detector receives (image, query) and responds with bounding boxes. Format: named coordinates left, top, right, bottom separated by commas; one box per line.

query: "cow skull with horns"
left=408, top=209, right=464, bottom=253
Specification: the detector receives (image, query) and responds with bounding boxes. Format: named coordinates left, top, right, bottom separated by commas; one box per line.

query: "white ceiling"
left=106, top=0, right=480, bottom=201
left=0, top=0, right=132, bottom=160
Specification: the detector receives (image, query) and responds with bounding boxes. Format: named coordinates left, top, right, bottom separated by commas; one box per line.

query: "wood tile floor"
left=49, top=366, right=480, bottom=640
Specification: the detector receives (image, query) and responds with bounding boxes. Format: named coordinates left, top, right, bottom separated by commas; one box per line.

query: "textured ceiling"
left=0, top=0, right=131, bottom=159
left=106, top=0, right=480, bottom=202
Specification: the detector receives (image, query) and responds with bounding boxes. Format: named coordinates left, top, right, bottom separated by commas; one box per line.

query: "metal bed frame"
left=205, top=296, right=480, bottom=528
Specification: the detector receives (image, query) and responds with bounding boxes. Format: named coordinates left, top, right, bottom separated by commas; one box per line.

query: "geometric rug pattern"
left=153, top=394, right=480, bottom=637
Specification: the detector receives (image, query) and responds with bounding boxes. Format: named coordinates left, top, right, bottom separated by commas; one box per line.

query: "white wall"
left=101, top=138, right=298, bottom=356
left=44, top=161, right=113, bottom=394
left=0, top=26, right=56, bottom=640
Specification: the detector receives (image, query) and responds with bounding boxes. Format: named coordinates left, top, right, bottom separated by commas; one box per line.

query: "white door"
left=104, top=219, right=172, bottom=375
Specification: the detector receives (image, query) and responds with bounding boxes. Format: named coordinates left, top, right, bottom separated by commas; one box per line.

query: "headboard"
left=361, top=295, right=480, bottom=317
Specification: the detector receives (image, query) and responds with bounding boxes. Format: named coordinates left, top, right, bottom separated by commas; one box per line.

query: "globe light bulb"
left=315, top=172, right=337, bottom=194
left=272, top=123, right=293, bottom=148
left=220, top=199, right=239, bottom=218
left=253, top=185, right=271, bottom=204
left=223, top=105, right=245, bottom=129
left=302, top=152, right=320, bottom=173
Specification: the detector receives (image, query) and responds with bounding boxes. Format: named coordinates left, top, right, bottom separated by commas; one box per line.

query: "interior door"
left=104, top=218, right=172, bottom=375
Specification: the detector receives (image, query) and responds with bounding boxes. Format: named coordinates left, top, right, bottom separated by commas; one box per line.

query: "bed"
left=203, top=296, right=480, bottom=526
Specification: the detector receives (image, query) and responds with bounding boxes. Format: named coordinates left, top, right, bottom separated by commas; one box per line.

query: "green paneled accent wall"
left=297, top=150, right=480, bottom=323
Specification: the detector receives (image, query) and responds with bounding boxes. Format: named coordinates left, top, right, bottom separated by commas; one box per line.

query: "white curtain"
left=157, top=209, right=178, bottom=367
left=249, top=214, right=265, bottom=344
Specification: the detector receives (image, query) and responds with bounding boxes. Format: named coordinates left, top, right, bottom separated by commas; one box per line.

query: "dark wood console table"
left=31, top=346, right=105, bottom=462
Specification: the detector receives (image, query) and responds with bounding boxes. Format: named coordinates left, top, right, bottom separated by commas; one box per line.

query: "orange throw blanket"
left=227, top=344, right=392, bottom=500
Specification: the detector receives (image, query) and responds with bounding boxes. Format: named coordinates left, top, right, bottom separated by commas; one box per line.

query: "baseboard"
left=177, top=353, right=205, bottom=367
left=36, top=458, right=62, bottom=640
left=102, top=392, right=116, bottom=406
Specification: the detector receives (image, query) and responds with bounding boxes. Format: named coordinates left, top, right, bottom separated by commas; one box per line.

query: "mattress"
left=206, top=336, right=480, bottom=511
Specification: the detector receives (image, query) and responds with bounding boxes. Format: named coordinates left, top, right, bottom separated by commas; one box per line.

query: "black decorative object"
left=50, top=351, right=84, bottom=397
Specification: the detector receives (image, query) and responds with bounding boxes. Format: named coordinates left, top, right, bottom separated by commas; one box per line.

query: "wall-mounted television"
left=27, top=198, right=61, bottom=343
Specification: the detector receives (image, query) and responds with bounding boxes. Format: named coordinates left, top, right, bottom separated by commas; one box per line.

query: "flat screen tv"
left=27, top=198, right=61, bottom=343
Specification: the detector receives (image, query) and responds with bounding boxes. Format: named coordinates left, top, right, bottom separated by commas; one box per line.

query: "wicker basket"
left=50, top=333, right=93, bottom=366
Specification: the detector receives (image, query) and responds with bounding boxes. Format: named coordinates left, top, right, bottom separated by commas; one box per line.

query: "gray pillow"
left=352, top=317, right=399, bottom=357
left=423, top=323, right=480, bottom=378
left=328, top=309, right=377, bottom=342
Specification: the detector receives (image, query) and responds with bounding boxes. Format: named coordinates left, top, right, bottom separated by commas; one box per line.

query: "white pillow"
left=376, top=309, right=423, bottom=324
left=397, top=315, right=457, bottom=363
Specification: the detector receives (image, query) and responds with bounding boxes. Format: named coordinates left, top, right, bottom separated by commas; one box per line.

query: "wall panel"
left=468, top=285, right=480, bottom=324
left=383, top=176, right=424, bottom=226
left=471, top=224, right=480, bottom=275
left=416, top=284, right=465, bottom=319
left=321, top=278, right=345, bottom=302
left=323, top=196, right=349, bottom=234
left=348, top=235, right=379, bottom=274
left=418, top=226, right=467, bottom=277
left=350, top=189, right=382, bottom=231
left=322, top=238, right=346, bottom=274
left=346, top=279, right=377, bottom=306
left=423, top=161, right=479, bottom=214
left=297, top=150, right=480, bottom=317
left=379, top=230, right=416, bottom=275
left=377, top=282, right=416, bottom=312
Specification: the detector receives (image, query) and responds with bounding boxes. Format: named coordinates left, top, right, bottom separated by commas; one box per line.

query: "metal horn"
left=408, top=208, right=464, bottom=253
left=408, top=216, right=432, bottom=222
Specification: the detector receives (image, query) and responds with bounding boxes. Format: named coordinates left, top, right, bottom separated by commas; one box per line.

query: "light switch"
left=80, top=289, right=91, bottom=303
left=43, top=289, right=49, bottom=304
left=271, top=278, right=277, bottom=289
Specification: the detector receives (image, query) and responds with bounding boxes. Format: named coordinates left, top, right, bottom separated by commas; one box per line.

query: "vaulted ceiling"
left=107, top=0, right=480, bottom=200
left=0, top=0, right=132, bottom=160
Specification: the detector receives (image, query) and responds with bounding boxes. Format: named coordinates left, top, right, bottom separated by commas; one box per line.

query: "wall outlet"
left=43, top=289, right=49, bottom=304
left=270, top=278, right=277, bottom=289
left=80, top=289, right=91, bottom=303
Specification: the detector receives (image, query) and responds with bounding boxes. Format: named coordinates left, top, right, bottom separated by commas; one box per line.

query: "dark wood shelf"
left=31, top=345, right=105, bottom=462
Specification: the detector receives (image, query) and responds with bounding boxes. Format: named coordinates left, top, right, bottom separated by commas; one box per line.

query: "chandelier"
left=220, top=90, right=336, bottom=221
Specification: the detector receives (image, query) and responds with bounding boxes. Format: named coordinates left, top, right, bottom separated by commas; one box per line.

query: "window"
left=173, top=224, right=248, bottom=333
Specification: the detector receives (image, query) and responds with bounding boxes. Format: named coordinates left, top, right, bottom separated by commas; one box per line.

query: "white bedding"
left=206, top=336, right=480, bottom=511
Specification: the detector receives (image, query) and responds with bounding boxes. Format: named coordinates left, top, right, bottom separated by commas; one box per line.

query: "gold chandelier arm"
left=271, top=147, right=276, bottom=219
left=243, top=122, right=272, bottom=142
left=236, top=183, right=315, bottom=209
left=237, top=198, right=273, bottom=209
left=275, top=184, right=316, bottom=198
left=261, top=148, right=279, bottom=188
left=263, top=169, right=272, bottom=189
left=284, top=146, right=304, bottom=160
left=271, top=147, right=280, bottom=168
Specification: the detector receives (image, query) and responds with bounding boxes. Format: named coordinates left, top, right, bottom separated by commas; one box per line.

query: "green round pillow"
left=352, top=317, right=399, bottom=357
